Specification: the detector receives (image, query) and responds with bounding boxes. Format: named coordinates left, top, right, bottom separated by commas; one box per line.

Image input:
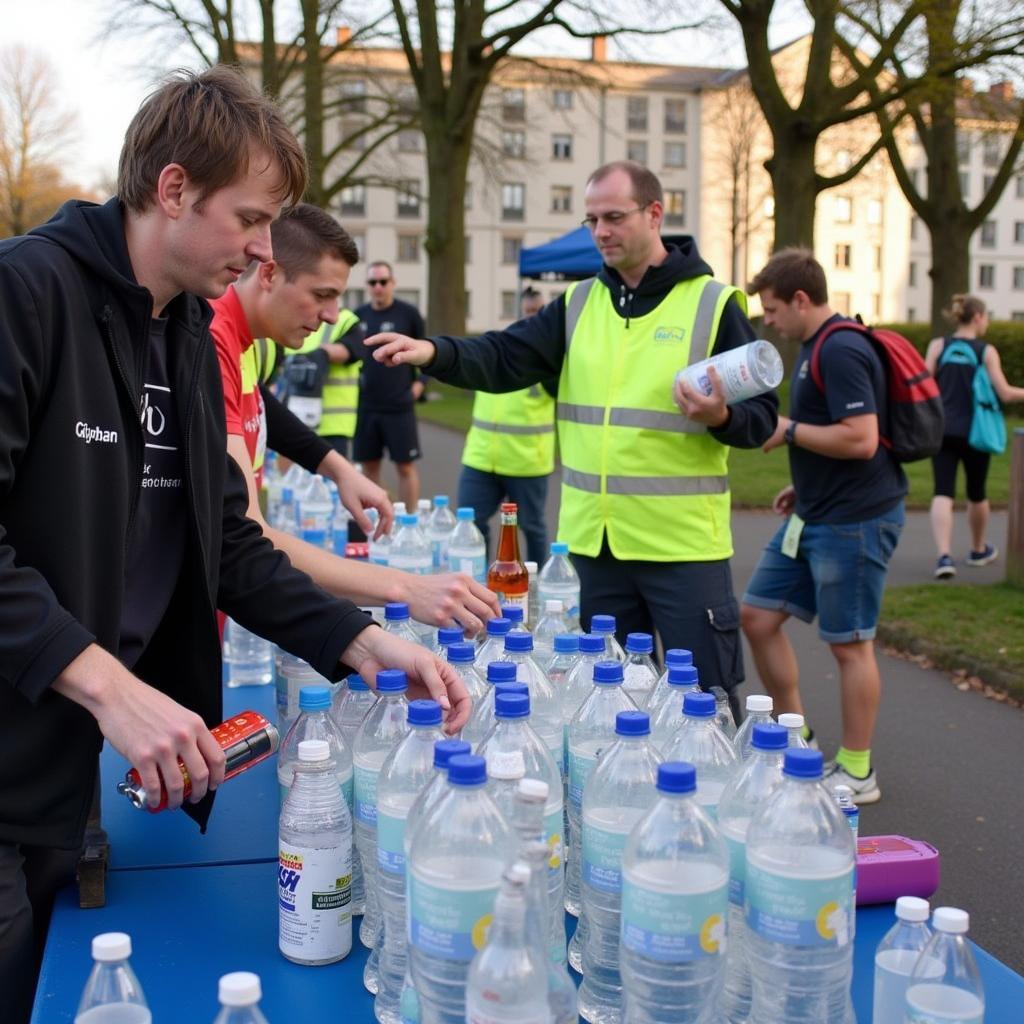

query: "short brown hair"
left=270, top=204, right=359, bottom=279
left=748, top=248, right=829, bottom=305
left=586, top=160, right=664, bottom=208
left=944, top=293, right=986, bottom=326
left=118, top=65, right=307, bottom=213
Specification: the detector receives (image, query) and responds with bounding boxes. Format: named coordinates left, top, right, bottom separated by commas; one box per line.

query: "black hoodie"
left=0, top=199, right=372, bottom=848
left=429, top=238, right=778, bottom=448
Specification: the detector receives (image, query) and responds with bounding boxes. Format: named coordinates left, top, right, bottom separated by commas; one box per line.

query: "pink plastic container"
left=856, top=835, right=940, bottom=906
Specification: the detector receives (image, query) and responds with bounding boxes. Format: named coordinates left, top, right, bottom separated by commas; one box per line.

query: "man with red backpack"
left=740, top=248, right=914, bottom=805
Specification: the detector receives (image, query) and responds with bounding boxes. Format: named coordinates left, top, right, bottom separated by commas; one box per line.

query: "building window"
left=909, top=262, right=917, bottom=286
left=1013, top=266, right=1024, bottom=290
left=983, top=174, right=996, bottom=194
left=339, top=184, right=366, bottom=217
left=502, top=88, right=525, bottom=122
left=398, top=130, right=422, bottom=153
left=834, top=195, right=853, bottom=223
left=397, top=86, right=418, bottom=114
left=501, top=236, right=522, bottom=264
left=1018, top=175, right=1024, bottom=198
left=626, top=139, right=648, bottom=164
left=664, top=142, right=687, bottom=168
left=867, top=199, right=882, bottom=225
left=553, top=89, right=573, bottom=110
left=551, top=186, right=573, bottom=213
left=1013, top=311, right=1024, bottom=322
left=395, top=288, right=421, bottom=308
left=501, top=182, right=525, bottom=221
left=835, top=244, right=852, bottom=269
left=627, top=96, right=648, bottom=132
left=344, top=288, right=364, bottom=310
left=396, top=180, right=421, bottom=218
left=1015, top=222, right=1024, bottom=243
left=501, top=290, right=518, bottom=319
left=502, top=130, right=526, bottom=158
left=983, top=135, right=1001, bottom=167
left=908, top=307, right=917, bottom=321
left=664, top=98, right=687, bottom=133
left=959, top=172, right=969, bottom=197
left=664, top=189, right=686, bottom=226
left=956, top=133, right=970, bottom=165
left=552, top=133, right=573, bottom=161
left=979, top=264, right=995, bottom=289
left=874, top=245, right=882, bottom=270
left=397, top=233, right=420, bottom=262
left=340, top=78, right=367, bottom=114
left=980, top=221, right=997, bottom=247
left=833, top=291, right=851, bottom=315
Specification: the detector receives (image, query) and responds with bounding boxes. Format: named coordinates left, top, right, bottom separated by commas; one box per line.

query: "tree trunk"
left=765, top=135, right=819, bottom=251
left=259, top=0, right=279, bottom=98
left=924, top=217, right=971, bottom=335
left=301, top=0, right=325, bottom=207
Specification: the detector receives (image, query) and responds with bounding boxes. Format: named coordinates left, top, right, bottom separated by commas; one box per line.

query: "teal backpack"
left=938, top=339, right=1006, bottom=454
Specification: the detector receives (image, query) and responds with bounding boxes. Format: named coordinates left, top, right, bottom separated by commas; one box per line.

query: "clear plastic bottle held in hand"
left=75, top=933, right=151, bottom=1024
left=212, top=972, right=270, bottom=1024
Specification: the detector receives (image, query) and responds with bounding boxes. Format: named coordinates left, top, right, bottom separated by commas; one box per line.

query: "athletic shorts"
left=932, top=435, right=990, bottom=503
left=353, top=407, right=421, bottom=464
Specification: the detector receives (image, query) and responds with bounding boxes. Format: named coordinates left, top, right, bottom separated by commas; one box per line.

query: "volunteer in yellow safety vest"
left=366, top=161, right=779, bottom=717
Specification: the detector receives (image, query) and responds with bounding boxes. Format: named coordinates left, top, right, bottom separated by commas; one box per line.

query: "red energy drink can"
left=116, top=710, right=280, bottom=812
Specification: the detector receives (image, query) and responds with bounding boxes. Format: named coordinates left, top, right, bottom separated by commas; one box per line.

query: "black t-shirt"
left=935, top=336, right=987, bottom=438
left=789, top=316, right=907, bottom=524
left=119, top=317, right=187, bottom=667
left=356, top=299, right=426, bottom=410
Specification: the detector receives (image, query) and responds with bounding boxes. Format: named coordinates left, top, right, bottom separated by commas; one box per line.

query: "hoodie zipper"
left=181, top=337, right=211, bottom=585
left=618, top=282, right=635, bottom=328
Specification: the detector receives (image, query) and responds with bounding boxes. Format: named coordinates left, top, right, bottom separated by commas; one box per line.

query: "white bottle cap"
left=833, top=785, right=853, bottom=798
left=745, top=694, right=773, bottom=712
left=895, top=896, right=931, bottom=922
left=778, top=712, right=805, bottom=729
left=525, top=561, right=538, bottom=574
left=932, top=907, right=970, bottom=933
left=545, top=599, right=564, bottom=613
left=218, top=971, right=262, bottom=1006
left=297, top=739, right=330, bottom=763
left=516, top=778, right=549, bottom=801
left=507, top=861, right=531, bottom=886
left=91, top=932, right=132, bottom=962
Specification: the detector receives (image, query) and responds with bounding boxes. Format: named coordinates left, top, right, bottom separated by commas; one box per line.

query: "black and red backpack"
left=809, top=319, right=944, bottom=462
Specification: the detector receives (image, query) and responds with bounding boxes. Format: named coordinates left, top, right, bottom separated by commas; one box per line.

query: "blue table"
left=32, top=861, right=1022, bottom=1023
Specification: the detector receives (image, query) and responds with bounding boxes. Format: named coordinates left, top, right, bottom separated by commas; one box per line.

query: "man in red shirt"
left=211, top=204, right=499, bottom=631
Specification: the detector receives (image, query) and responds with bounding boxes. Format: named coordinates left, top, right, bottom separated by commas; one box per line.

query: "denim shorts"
left=742, top=502, right=905, bottom=643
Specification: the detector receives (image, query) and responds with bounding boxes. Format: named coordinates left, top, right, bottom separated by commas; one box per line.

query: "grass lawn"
left=421, top=381, right=1022, bottom=509
left=878, top=582, right=1024, bottom=698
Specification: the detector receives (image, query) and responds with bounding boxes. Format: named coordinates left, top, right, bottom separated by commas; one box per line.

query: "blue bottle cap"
left=579, top=633, right=605, bottom=655
left=456, top=507, right=475, bottom=520
left=501, top=605, right=525, bottom=624
left=668, top=665, right=700, bottom=687
left=438, top=627, right=464, bottom=647
left=550, top=541, right=569, bottom=555
left=282, top=487, right=294, bottom=502
left=591, top=614, right=616, bottom=634
left=347, top=673, right=369, bottom=692
left=493, top=681, right=529, bottom=698
left=301, top=528, right=327, bottom=547
left=433, top=495, right=449, bottom=507
left=433, top=738, right=471, bottom=769
left=665, top=648, right=694, bottom=667
left=683, top=691, right=716, bottom=718
left=625, top=632, right=654, bottom=654
left=299, top=685, right=331, bottom=711
left=503, top=632, right=534, bottom=653
left=486, top=662, right=518, bottom=684
left=446, top=642, right=476, bottom=664
left=657, top=761, right=697, bottom=794
left=376, top=669, right=408, bottom=693
left=593, top=661, right=624, bottom=685
left=447, top=754, right=487, bottom=786
left=408, top=699, right=442, bottom=726
left=751, top=723, right=788, bottom=751
left=486, top=617, right=512, bottom=637
left=385, top=602, right=410, bottom=621
left=616, top=710, right=650, bottom=736
left=400, top=513, right=417, bottom=526
left=495, top=692, right=530, bottom=719
left=553, top=634, right=580, bottom=653
left=784, top=748, right=824, bottom=779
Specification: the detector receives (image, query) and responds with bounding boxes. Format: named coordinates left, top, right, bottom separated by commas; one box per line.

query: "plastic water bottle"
left=905, top=907, right=984, bottom=1023
left=676, top=339, right=784, bottom=405
left=538, top=542, right=581, bottom=629
left=622, top=632, right=658, bottom=703
left=871, top=897, right=933, bottom=1024
left=446, top=507, right=487, bottom=583
left=590, top=614, right=625, bottom=663
left=434, top=626, right=464, bottom=655
left=278, top=739, right=353, bottom=965
left=562, top=634, right=609, bottom=725
left=711, top=686, right=738, bottom=739
left=525, top=560, right=541, bottom=627
left=277, top=686, right=353, bottom=808
left=331, top=674, right=377, bottom=750
left=644, top=648, right=693, bottom=710
left=577, top=711, right=661, bottom=1024
left=274, top=651, right=326, bottom=734
left=366, top=508, right=391, bottom=565
left=225, top=619, right=273, bottom=687
left=212, top=972, right=269, bottom=1024
left=778, top=712, right=810, bottom=749
left=390, top=501, right=407, bottom=534
left=426, top=496, right=457, bottom=573
left=404, top=739, right=472, bottom=855
left=662, top=691, right=738, bottom=819
left=745, top=749, right=856, bottom=1024
left=390, top=514, right=432, bottom=576
left=444, top=641, right=487, bottom=702
left=648, top=664, right=700, bottom=747
left=501, top=603, right=530, bottom=635
left=354, top=671, right=410, bottom=991
left=620, top=761, right=730, bottom=1023
left=476, top=616, right=512, bottom=668
left=407, top=754, right=514, bottom=1024
left=75, top=933, right=151, bottom=1024
left=498, top=632, right=564, bottom=771
left=716, top=722, right=789, bottom=1024
left=732, top=695, right=775, bottom=761
left=544, top=632, right=580, bottom=693
left=332, top=499, right=352, bottom=556
left=298, top=475, right=334, bottom=539
left=533, top=599, right=568, bottom=661
left=383, top=602, right=421, bottom=645
left=376, top=700, right=445, bottom=1023
left=465, top=862, right=550, bottom=1024
left=460, top=661, right=519, bottom=749
left=834, top=785, right=860, bottom=844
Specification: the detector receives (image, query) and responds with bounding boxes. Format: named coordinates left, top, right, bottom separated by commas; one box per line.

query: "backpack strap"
left=937, top=337, right=980, bottom=370
left=808, top=319, right=870, bottom=392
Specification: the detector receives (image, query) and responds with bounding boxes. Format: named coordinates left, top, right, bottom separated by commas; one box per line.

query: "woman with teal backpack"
left=925, top=294, right=1024, bottom=579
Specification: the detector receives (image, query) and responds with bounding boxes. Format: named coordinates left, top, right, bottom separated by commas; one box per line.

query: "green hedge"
left=879, top=321, right=1024, bottom=384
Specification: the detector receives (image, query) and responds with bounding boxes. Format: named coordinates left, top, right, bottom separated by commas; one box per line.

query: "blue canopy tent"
left=518, top=226, right=602, bottom=280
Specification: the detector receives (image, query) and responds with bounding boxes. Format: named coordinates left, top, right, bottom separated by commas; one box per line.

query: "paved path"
left=394, top=420, right=1024, bottom=971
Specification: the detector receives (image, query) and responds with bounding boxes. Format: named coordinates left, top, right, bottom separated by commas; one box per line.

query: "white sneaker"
left=824, top=762, right=881, bottom=805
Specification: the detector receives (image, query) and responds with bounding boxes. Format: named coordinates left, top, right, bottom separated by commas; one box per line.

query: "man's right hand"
left=53, top=644, right=226, bottom=810
left=365, top=333, right=435, bottom=368
left=772, top=485, right=797, bottom=516
left=401, top=572, right=502, bottom=636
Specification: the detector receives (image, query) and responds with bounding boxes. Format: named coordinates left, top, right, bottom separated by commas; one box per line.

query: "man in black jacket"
left=0, top=67, right=468, bottom=1022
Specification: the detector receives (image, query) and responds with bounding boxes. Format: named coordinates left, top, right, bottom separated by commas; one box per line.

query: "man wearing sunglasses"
left=368, top=161, right=779, bottom=719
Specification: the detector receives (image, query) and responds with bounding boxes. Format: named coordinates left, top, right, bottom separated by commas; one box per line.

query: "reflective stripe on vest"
left=461, top=384, right=556, bottom=476
left=555, top=275, right=745, bottom=561
left=317, top=311, right=362, bottom=438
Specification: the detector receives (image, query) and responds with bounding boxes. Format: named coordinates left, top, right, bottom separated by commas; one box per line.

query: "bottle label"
left=431, top=540, right=443, bottom=570
left=745, top=862, right=854, bottom=947
left=568, top=749, right=599, bottom=810
left=495, top=592, right=528, bottom=611
left=278, top=840, right=352, bottom=960
left=904, top=986, right=984, bottom=1024
left=354, top=764, right=378, bottom=826
left=582, top=823, right=629, bottom=894
left=725, top=834, right=746, bottom=906
left=377, top=811, right=407, bottom=875
left=487, top=749, right=526, bottom=779
left=408, top=873, right=499, bottom=961
left=341, top=772, right=354, bottom=812
left=544, top=807, right=564, bottom=874
left=622, top=877, right=728, bottom=962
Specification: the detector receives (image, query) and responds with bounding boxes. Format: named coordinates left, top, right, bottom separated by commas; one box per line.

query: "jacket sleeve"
left=427, top=297, right=567, bottom=394
left=0, top=254, right=95, bottom=701
left=707, top=297, right=779, bottom=449
left=261, top=386, right=332, bottom=474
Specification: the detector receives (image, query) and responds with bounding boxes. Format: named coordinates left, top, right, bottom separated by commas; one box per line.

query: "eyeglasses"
left=367, top=278, right=391, bottom=287
left=580, top=204, right=651, bottom=230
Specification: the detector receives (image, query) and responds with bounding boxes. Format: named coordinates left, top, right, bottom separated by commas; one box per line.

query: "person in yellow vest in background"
left=457, top=286, right=556, bottom=563
left=366, top=161, right=779, bottom=718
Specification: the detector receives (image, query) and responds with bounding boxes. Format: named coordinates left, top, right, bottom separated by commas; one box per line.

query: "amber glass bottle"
left=486, top=502, right=528, bottom=616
